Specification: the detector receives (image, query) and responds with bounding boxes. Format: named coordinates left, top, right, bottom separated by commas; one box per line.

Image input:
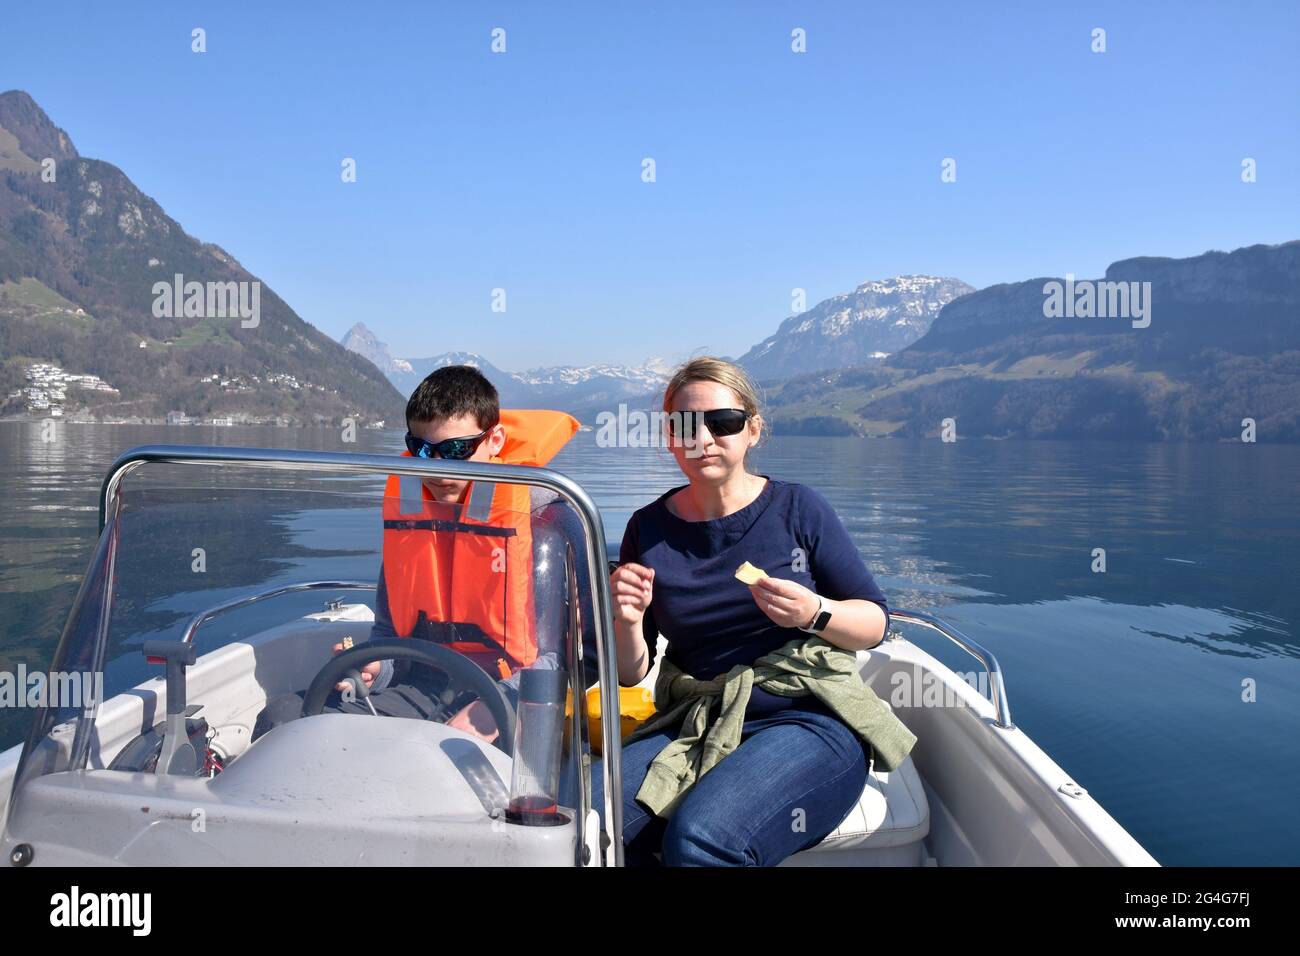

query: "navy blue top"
left=618, top=476, right=889, bottom=716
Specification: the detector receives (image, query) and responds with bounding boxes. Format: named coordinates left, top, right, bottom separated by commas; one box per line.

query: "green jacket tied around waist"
left=622, top=635, right=918, bottom=820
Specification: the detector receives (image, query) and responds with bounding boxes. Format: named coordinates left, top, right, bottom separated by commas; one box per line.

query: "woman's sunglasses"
left=665, top=408, right=751, bottom=442
left=404, top=430, right=490, bottom=461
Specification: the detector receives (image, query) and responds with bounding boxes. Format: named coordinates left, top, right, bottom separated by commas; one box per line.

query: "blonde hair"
left=661, top=356, right=769, bottom=457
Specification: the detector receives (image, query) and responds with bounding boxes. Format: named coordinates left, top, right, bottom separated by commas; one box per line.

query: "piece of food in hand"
left=734, top=560, right=768, bottom=585
left=341, top=636, right=354, bottom=650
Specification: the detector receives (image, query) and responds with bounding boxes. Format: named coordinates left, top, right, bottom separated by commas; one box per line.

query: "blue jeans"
left=584, top=706, right=869, bottom=866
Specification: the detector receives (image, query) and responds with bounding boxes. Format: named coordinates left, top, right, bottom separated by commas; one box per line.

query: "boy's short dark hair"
left=405, top=365, right=500, bottom=431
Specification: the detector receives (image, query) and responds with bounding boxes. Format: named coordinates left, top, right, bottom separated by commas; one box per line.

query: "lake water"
left=0, top=420, right=1296, bottom=865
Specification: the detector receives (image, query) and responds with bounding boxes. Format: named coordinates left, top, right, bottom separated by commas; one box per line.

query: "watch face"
left=813, top=610, right=832, bottom=631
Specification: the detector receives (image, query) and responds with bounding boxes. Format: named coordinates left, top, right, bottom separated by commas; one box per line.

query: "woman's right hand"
left=611, top=562, right=654, bottom=625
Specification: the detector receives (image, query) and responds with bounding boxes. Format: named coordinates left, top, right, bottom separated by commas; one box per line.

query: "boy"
left=254, top=365, right=597, bottom=743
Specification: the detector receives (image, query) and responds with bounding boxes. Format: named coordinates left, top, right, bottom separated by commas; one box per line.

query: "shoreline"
left=0, top=415, right=392, bottom=429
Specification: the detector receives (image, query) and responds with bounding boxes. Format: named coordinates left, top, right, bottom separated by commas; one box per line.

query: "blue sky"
left=2, top=1, right=1297, bottom=370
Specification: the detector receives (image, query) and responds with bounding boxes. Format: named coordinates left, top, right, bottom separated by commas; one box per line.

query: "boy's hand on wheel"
left=332, top=641, right=383, bottom=693
left=447, top=699, right=499, bottom=743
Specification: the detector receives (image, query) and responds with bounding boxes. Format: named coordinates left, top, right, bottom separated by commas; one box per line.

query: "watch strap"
left=800, top=595, right=830, bottom=633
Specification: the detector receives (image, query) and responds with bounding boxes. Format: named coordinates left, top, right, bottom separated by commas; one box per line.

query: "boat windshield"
left=2, top=450, right=609, bottom=864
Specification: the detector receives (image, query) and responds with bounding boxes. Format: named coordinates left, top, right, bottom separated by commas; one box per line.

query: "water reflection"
left=0, top=421, right=1297, bottom=864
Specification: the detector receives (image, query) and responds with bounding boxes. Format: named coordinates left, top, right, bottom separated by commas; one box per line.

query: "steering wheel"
left=302, top=638, right=516, bottom=754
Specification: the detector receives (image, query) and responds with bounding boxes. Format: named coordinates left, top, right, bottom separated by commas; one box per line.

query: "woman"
left=596, top=356, right=901, bottom=866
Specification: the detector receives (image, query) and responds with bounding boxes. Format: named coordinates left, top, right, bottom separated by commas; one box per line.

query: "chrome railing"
left=94, top=444, right=625, bottom=866
left=886, top=609, right=1015, bottom=731
left=178, top=581, right=377, bottom=644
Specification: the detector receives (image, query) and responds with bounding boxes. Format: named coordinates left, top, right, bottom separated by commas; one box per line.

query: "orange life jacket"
left=382, top=409, right=580, bottom=677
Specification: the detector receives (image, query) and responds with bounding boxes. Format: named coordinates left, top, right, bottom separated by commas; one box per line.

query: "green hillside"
left=0, top=90, right=404, bottom=424
left=765, top=242, right=1300, bottom=442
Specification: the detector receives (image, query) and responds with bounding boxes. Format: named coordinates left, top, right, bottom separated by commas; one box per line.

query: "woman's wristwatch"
left=799, top=595, right=833, bottom=633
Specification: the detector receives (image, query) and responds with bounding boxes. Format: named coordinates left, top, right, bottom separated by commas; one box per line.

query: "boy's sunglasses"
left=405, top=430, right=490, bottom=461
left=665, top=408, right=751, bottom=441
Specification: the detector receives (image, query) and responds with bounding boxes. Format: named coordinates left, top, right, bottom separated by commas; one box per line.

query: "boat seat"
left=779, top=698, right=930, bottom=867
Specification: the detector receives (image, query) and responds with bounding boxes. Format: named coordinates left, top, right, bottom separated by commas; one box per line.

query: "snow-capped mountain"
left=517, top=358, right=672, bottom=392
left=340, top=276, right=977, bottom=421
left=340, top=324, right=671, bottom=419
left=515, top=359, right=673, bottom=420
left=736, top=275, right=975, bottom=381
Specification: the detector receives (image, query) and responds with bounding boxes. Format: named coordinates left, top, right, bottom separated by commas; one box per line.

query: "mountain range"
left=339, top=271, right=968, bottom=416
left=340, top=323, right=679, bottom=421
left=736, top=275, right=974, bottom=381
left=763, top=241, right=1300, bottom=441
left=2, top=91, right=1295, bottom=441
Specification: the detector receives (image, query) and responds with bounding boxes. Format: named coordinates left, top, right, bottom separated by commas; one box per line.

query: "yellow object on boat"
left=564, top=685, right=657, bottom=755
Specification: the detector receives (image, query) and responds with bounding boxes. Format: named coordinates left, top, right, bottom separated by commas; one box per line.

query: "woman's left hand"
left=749, top=576, right=820, bottom=630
